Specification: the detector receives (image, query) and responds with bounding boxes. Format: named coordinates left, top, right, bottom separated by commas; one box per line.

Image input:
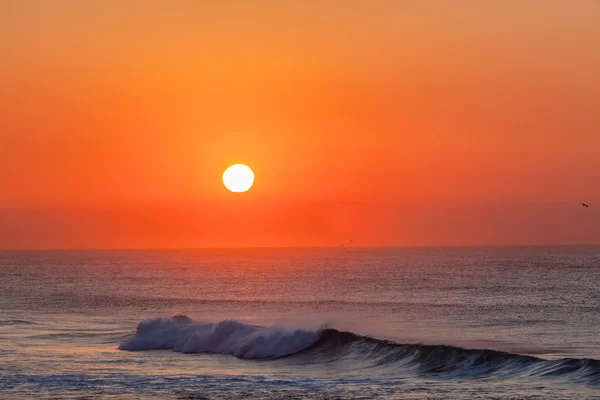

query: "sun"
left=222, top=164, right=255, bottom=193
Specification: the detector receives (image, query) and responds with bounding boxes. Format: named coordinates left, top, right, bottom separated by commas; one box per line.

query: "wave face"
left=120, top=315, right=600, bottom=384
left=305, top=330, right=600, bottom=382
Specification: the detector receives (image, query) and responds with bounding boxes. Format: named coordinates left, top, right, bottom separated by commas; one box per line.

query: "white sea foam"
left=119, top=315, right=322, bottom=358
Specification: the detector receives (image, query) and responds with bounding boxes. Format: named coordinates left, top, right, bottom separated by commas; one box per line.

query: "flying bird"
left=581, top=203, right=589, bottom=207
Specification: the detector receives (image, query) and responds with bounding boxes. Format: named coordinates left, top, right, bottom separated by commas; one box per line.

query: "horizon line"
left=1, top=243, right=599, bottom=252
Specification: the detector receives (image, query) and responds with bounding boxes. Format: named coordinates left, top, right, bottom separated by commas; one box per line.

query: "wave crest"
left=119, top=315, right=321, bottom=359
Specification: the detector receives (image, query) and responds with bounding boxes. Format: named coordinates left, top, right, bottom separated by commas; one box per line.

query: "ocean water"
left=1, top=246, right=600, bottom=399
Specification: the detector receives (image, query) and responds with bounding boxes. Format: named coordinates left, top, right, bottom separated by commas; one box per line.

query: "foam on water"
left=119, top=314, right=322, bottom=358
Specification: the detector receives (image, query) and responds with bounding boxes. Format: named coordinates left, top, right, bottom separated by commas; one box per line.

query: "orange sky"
left=1, top=1, right=599, bottom=249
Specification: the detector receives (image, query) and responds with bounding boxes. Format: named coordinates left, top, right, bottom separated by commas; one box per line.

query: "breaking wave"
left=119, top=314, right=320, bottom=358
left=120, top=315, right=600, bottom=384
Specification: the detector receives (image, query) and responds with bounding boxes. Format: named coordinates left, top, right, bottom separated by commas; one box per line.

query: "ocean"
left=1, top=246, right=600, bottom=399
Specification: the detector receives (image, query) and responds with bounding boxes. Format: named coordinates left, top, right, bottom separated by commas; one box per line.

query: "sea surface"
left=1, top=246, right=600, bottom=399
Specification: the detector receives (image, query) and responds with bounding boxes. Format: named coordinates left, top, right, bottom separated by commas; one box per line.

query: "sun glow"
left=222, top=164, right=255, bottom=193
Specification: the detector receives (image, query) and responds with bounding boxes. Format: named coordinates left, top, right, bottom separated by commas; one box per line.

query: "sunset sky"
left=1, top=1, right=599, bottom=249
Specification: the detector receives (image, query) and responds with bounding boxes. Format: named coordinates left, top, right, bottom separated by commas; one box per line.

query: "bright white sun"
left=222, top=164, right=255, bottom=193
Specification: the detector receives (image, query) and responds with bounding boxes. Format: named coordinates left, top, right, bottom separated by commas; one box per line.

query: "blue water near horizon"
left=2, top=246, right=600, bottom=399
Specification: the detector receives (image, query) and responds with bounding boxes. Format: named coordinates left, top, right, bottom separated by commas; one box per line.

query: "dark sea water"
left=1, top=246, right=600, bottom=399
